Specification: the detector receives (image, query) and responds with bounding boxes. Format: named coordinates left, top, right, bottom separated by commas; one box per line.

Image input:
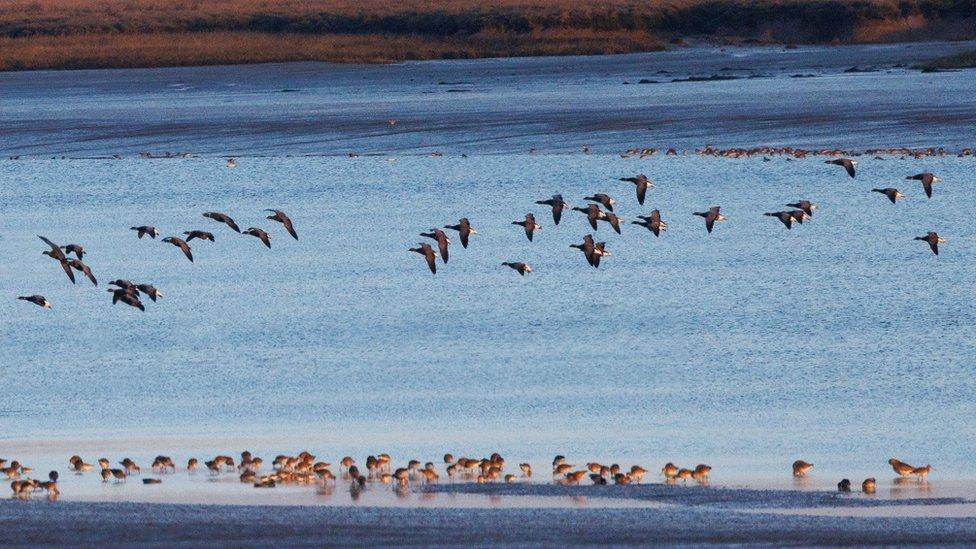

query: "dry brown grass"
left=0, top=29, right=665, bottom=71
left=0, top=0, right=972, bottom=70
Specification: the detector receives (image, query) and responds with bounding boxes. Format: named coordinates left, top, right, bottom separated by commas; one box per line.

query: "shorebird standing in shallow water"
left=889, top=458, right=915, bottom=477
left=838, top=478, right=852, bottom=492
left=409, top=243, right=438, bottom=274
left=444, top=218, right=476, bottom=248
left=872, top=188, right=905, bottom=204
left=502, top=262, right=532, bottom=276
left=911, top=465, right=932, bottom=479
left=914, top=232, right=945, bottom=255
left=862, top=478, right=876, bottom=493
left=661, top=463, right=679, bottom=479
left=694, top=206, right=726, bottom=233
left=792, top=460, right=813, bottom=477
left=421, top=228, right=451, bottom=263
left=535, top=195, right=571, bottom=225
left=906, top=173, right=940, bottom=198
left=825, top=158, right=857, bottom=178
left=18, top=295, right=51, bottom=309
left=633, top=209, right=667, bottom=236
left=512, top=213, right=541, bottom=242
left=619, top=175, right=653, bottom=205
left=265, top=209, right=299, bottom=240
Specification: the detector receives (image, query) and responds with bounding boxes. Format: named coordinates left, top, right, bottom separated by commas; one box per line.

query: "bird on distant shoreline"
left=914, top=232, right=945, bottom=255
left=502, top=262, right=532, bottom=275
left=203, top=212, right=241, bottom=233
left=872, top=188, right=904, bottom=204
left=444, top=218, right=476, bottom=248
left=183, top=230, right=215, bottom=242
left=584, top=193, right=616, bottom=212
left=535, top=195, right=571, bottom=225
left=244, top=227, right=271, bottom=248
left=409, top=243, right=438, bottom=274
left=792, top=460, right=813, bottom=477
left=825, top=158, right=857, bottom=178
left=18, top=295, right=51, bottom=309
left=38, top=235, right=76, bottom=284
left=130, top=226, right=159, bottom=239
left=838, top=478, right=852, bottom=492
left=633, top=209, right=667, bottom=236
left=421, top=228, right=450, bottom=262
left=889, top=458, right=915, bottom=477
left=694, top=206, right=726, bottom=233
left=162, top=236, right=194, bottom=262
left=862, top=478, right=876, bottom=493
left=265, top=209, right=298, bottom=240
left=226, top=158, right=237, bottom=168
left=512, top=213, right=541, bottom=242
left=906, top=173, right=940, bottom=198
left=619, top=175, right=653, bottom=205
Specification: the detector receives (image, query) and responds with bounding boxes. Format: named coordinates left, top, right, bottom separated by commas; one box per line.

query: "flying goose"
left=421, top=228, right=450, bottom=262
left=872, top=188, right=904, bottom=204
left=202, top=212, right=241, bottom=233
left=17, top=295, right=51, bottom=309
left=38, top=236, right=75, bottom=284
left=906, top=173, right=939, bottom=198
left=632, top=209, right=667, bottom=236
left=409, top=243, right=438, bottom=274
left=162, top=237, right=193, bottom=262
left=243, top=227, right=271, bottom=248
left=444, top=218, right=476, bottom=248
left=512, top=213, right=541, bottom=242
left=825, top=158, right=856, bottom=178
left=130, top=226, right=159, bottom=239
left=914, top=232, right=945, bottom=255
left=619, top=175, right=653, bottom=205
left=265, top=209, right=298, bottom=240
left=535, top=195, right=571, bottom=225
left=502, top=262, right=532, bottom=276
left=693, top=206, right=727, bottom=233
left=584, top=193, right=616, bottom=212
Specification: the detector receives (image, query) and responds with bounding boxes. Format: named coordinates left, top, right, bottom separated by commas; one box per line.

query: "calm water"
left=2, top=152, right=975, bottom=480
left=1, top=44, right=975, bottom=486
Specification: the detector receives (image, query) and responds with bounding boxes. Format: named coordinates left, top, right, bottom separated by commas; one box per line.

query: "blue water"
left=2, top=151, right=975, bottom=478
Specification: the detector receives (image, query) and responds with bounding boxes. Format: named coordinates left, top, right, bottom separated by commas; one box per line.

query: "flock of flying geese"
left=5, top=450, right=932, bottom=500
left=409, top=157, right=948, bottom=276
left=16, top=207, right=298, bottom=311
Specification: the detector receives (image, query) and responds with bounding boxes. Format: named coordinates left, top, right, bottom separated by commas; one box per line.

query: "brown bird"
left=661, top=463, right=679, bottom=479
left=906, top=173, right=940, bottom=198
left=693, top=206, right=727, bottom=233
left=136, top=284, right=163, bottom=302
left=914, top=232, right=945, bottom=255
left=18, top=295, right=51, bottom=309
left=67, top=258, right=97, bottom=285
left=872, top=188, right=904, bottom=204
left=162, top=236, right=193, bottom=262
left=633, top=209, right=667, bottom=236
left=786, top=200, right=817, bottom=216
left=889, top=458, right=915, bottom=477
left=572, top=204, right=607, bottom=231
left=838, top=478, right=852, bottom=492
left=862, top=478, right=876, bottom=493
left=601, top=212, right=623, bottom=234
left=244, top=227, right=271, bottom=248
left=792, top=460, right=813, bottom=477
left=109, top=279, right=138, bottom=291
left=421, top=228, right=450, bottom=262
left=570, top=234, right=601, bottom=267
left=203, top=212, right=241, bottom=233
left=183, top=230, right=215, bottom=242
left=584, top=193, right=616, bottom=212
left=38, top=236, right=76, bottom=284
left=764, top=211, right=794, bottom=229
left=409, top=243, right=438, bottom=274
left=620, top=175, right=653, bottom=205
left=108, top=289, right=145, bottom=311
left=60, top=244, right=85, bottom=259
left=130, top=226, right=159, bottom=239
left=444, top=218, right=476, bottom=248
left=825, top=158, right=856, bottom=178
left=265, top=209, right=298, bottom=240
left=512, top=213, right=541, bottom=242
left=535, top=195, right=571, bottom=225
left=911, top=465, right=932, bottom=479
left=788, top=210, right=811, bottom=224
left=502, top=262, right=532, bottom=276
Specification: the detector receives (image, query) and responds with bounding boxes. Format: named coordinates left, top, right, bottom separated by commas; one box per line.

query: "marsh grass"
left=0, top=0, right=973, bottom=70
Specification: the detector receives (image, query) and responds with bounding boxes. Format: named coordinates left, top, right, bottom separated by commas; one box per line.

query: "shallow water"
left=2, top=43, right=976, bottom=502
left=2, top=152, right=975, bottom=483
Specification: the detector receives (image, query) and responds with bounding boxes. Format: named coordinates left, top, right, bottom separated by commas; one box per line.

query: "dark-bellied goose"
left=17, top=295, right=51, bottom=309
left=584, top=193, right=616, bottom=212
left=693, top=206, right=727, bottom=233
left=914, top=232, right=945, bottom=255
left=162, top=237, right=193, bottom=262
left=243, top=227, right=271, bottom=248
left=202, top=212, right=241, bottom=233
left=444, top=218, right=476, bottom=248
left=872, top=188, right=904, bottom=204
left=183, top=230, right=215, bottom=242
left=633, top=209, right=667, bottom=236
left=535, top=195, right=571, bottom=225
left=572, top=204, right=606, bottom=231
left=502, top=262, right=532, bottom=276
left=619, top=175, right=653, bottom=205
left=825, top=158, right=856, bottom=178
left=38, top=235, right=75, bottom=284
left=409, top=243, right=438, bottom=274
left=265, top=209, right=298, bottom=240
left=512, top=214, right=541, bottom=242
left=421, top=228, right=450, bottom=262
left=906, top=173, right=939, bottom=198
left=130, top=226, right=159, bottom=239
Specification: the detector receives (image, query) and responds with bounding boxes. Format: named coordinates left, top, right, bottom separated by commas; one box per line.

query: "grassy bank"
left=0, top=0, right=974, bottom=70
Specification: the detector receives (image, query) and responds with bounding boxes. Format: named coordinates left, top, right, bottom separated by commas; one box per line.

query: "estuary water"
left=1, top=43, right=975, bottom=486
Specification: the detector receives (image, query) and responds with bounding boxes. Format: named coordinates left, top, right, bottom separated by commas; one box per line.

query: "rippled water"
left=2, top=151, right=975, bottom=478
